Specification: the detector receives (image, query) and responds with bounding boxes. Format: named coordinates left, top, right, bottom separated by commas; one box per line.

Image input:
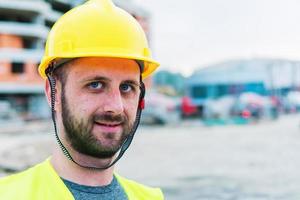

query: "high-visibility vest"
left=0, top=158, right=164, bottom=200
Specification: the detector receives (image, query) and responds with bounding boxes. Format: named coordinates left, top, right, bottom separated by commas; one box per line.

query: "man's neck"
left=50, top=148, right=115, bottom=186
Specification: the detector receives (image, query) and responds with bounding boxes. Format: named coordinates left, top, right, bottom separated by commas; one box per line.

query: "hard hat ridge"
left=87, top=0, right=114, bottom=10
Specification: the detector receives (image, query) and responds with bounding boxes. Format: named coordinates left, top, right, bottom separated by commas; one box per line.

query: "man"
left=0, top=0, right=163, bottom=199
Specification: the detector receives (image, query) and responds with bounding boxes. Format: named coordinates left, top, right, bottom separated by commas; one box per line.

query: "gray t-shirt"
left=62, top=176, right=128, bottom=200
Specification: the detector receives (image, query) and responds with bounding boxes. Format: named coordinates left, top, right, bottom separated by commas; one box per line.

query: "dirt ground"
left=1, top=115, right=300, bottom=199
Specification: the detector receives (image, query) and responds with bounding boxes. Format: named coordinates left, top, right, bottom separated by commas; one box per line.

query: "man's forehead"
left=67, top=57, right=141, bottom=80
left=71, top=57, right=139, bottom=67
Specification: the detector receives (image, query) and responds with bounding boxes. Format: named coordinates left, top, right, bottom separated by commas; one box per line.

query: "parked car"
left=0, top=101, right=24, bottom=126
left=140, top=90, right=180, bottom=125
left=286, top=91, right=300, bottom=112
left=231, top=92, right=278, bottom=120
left=203, top=95, right=236, bottom=120
left=180, top=96, right=198, bottom=118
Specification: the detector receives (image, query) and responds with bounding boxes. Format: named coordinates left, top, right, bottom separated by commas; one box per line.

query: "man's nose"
left=103, top=89, right=124, bottom=114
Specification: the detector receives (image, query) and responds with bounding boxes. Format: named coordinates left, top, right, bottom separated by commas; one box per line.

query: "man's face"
left=57, top=57, right=141, bottom=159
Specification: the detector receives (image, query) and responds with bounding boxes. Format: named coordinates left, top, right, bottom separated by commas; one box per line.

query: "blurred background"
left=1, top=0, right=300, bottom=199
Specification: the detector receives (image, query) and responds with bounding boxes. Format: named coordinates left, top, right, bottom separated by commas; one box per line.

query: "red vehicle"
left=180, top=96, right=198, bottom=118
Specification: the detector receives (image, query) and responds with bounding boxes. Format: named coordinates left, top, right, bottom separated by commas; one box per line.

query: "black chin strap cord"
left=46, top=64, right=145, bottom=170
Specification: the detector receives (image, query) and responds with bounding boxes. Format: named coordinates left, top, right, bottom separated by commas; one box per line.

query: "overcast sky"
left=134, top=0, right=300, bottom=76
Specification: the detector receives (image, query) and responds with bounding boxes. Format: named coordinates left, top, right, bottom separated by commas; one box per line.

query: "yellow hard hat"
left=38, top=0, right=159, bottom=79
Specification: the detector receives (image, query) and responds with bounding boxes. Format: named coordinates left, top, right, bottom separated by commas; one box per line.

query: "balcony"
left=0, top=48, right=43, bottom=63
left=0, top=22, right=49, bottom=39
left=0, top=83, right=43, bottom=94
left=0, top=1, right=49, bottom=15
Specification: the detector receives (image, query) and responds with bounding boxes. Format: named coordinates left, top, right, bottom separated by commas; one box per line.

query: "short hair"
left=51, top=59, right=75, bottom=86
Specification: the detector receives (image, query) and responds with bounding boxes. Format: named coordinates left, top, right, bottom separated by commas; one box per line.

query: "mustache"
left=93, top=113, right=126, bottom=123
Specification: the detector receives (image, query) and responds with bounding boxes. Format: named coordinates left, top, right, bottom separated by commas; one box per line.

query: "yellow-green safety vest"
left=0, top=158, right=164, bottom=200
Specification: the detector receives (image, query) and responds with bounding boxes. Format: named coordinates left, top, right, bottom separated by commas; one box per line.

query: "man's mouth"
left=95, top=122, right=122, bottom=127
left=93, top=121, right=123, bottom=133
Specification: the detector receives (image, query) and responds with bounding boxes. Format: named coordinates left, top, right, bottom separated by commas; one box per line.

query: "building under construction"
left=0, top=0, right=151, bottom=120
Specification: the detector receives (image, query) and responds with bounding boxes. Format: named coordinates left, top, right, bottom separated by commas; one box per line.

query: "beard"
left=60, top=88, right=134, bottom=159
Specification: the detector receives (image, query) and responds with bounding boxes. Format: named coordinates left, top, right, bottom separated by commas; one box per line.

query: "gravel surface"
left=1, top=115, right=300, bottom=199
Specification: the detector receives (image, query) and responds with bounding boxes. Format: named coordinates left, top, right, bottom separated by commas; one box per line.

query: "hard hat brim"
left=38, top=54, right=159, bottom=80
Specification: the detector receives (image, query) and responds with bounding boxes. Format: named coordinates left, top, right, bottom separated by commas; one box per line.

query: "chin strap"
left=46, top=63, right=146, bottom=170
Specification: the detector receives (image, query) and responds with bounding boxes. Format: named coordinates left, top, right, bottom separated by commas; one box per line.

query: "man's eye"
left=120, top=84, right=132, bottom=93
left=88, top=82, right=103, bottom=90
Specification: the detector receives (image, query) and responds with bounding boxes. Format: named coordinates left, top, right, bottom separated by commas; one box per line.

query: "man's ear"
left=45, top=79, right=52, bottom=107
left=45, top=78, right=60, bottom=108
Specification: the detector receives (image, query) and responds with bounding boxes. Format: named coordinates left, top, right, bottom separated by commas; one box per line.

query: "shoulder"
left=115, top=174, right=164, bottom=200
left=0, top=159, right=73, bottom=200
left=0, top=159, right=49, bottom=185
left=0, top=163, right=43, bottom=199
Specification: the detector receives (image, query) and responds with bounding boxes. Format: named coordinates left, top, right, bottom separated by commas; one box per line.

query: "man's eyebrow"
left=79, top=76, right=140, bottom=86
left=122, top=80, right=140, bottom=87
left=80, top=76, right=111, bottom=83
